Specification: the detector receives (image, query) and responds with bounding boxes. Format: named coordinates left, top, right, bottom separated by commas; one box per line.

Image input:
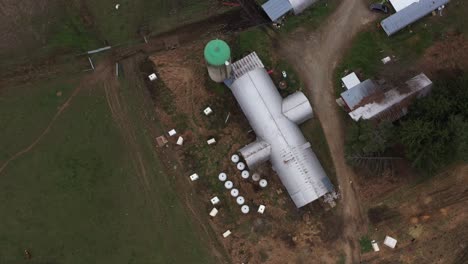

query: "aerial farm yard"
left=1, top=0, right=467, bottom=263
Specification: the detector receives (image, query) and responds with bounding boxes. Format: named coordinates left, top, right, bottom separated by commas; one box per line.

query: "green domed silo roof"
left=204, top=39, right=231, bottom=66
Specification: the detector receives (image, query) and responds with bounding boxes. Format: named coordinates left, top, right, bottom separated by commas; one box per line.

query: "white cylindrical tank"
left=218, top=172, right=227, bottom=182
left=224, top=180, right=233, bottom=190
left=241, top=205, right=250, bottom=214
left=259, top=179, right=268, bottom=188
left=231, top=154, right=240, bottom=163
left=236, top=196, right=245, bottom=205
left=252, top=173, right=261, bottom=182
left=237, top=162, right=246, bottom=171
left=241, top=170, right=250, bottom=179
left=230, top=188, right=239, bottom=197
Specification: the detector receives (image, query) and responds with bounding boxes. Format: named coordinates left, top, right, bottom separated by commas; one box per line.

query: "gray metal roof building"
left=340, top=79, right=380, bottom=111
left=262, top=0, right=293, bottom=21
left=228, top=56, right=334, bottom=208
left=262, top=0, right=318, bottom=21
left=381, top=0, right=450, bottom=36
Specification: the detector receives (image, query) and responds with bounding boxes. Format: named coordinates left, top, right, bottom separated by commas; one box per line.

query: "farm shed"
left=341, top=72, right=361, bottom=90
left=226, top=53, right=334, bottom=208
left=262, top=0, right=319, bottom=21
left=381, top=0, right=450, bottom=36
left=339, top=79, right=381, bottom=111
left=349, top=73, right=433, bottom=122
left=388, top=0, right=419, bottom=12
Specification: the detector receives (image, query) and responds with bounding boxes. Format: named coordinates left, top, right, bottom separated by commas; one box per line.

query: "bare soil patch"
left=148, top=41, right=344, bottom=264
left=418, top=33, right=468, bottom=77
left=361, top=164, right=468, bottom=264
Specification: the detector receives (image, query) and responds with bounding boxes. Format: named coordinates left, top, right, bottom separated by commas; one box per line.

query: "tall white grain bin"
left=204, top=39, right=231, bottom=83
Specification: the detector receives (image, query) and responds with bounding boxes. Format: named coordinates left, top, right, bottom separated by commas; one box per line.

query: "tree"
left=345, top=120, right=396, bottom=174
left=398, top=71, right=468, bottom=172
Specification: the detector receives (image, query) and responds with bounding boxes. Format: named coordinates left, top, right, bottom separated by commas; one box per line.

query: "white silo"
left=204, top=39, right=231, bottom=83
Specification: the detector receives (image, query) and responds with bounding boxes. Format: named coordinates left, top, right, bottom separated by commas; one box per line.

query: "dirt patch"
left=278, top=1, right=377, bottom=263
left=147, top=41, right=344, bottom=263
left=418, top=34, right=468, bottom=77
left=361, top=164, right=468, bottom=264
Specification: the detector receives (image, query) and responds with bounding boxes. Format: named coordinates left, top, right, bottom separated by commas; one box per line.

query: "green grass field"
left=1, top=0, right=228, bottom=71
left=0, top=73, right=216, bottom=263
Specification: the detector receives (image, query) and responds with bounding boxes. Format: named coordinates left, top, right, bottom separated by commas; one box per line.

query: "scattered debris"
left=189, top=173, right=199, bottom=181
left=223, top=230, right=232, bottom=238
left=176, top=136, right=184, bottom=146
left=258, top=205, right=266, bottom=214
left=24, top=249, right=31, bottom=259
left=279, top=80, right=288, bottom=90
left=168, top=129, right=177, bottom=137
left=241, top=170, right=250, bottom=179
left=224, top=112, right=231, bottom=124
left=381, top=56, right=392, bottom=64
left=231, top=154, right=240, bottom=163
left=211, top=196, right=220, bottom=205
left=203, top=107, right=213, bottom=116
left=230, top=188, right=239, bottom=197
left=259, top=179, right=268, bottom=188
left=371, top=240, right=380, bottom=252
left=384, top=235, right=398, bottom=248
left=282, top=70, right=287, bottom=78
left=224, top=180, right=233, bottom=190
left=252, top=173, right=261, bottom=182
left=236, top=196, right=245, bottom=205
left=148, top=73, right=158, bottom=81
left=241, top=205, right=250, bottom=214
left=207, top=138, right=216, bottom=145
left=236, top=162, right=246, bottom=171
left=218, top=172, right=227, bottom=182
left=156, top=135, right=168, bottom=147
left=209, top=208, right=218, bottom=217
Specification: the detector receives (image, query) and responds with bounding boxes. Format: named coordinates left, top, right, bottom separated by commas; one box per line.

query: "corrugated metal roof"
left=381, top=0, right=450, bottom=36
left=289, top=0, right=318, bottom=14
left=262, top=0, right=293, bottom=21
left=231, top=52, right=264, bottom=79
left=230, top=67, right=333, bottom=208
left=349, top=73, right=432, bottom=121
left=340, top=79, right=380, bottom=110
left=389, top=0, right=419, bottom=12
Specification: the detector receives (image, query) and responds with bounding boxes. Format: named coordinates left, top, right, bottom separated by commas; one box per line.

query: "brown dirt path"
left=278, top=0, right=377, bottom=263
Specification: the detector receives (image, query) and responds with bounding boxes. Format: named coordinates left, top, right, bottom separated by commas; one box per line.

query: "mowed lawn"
left=0, top=76, right=214, bottom=263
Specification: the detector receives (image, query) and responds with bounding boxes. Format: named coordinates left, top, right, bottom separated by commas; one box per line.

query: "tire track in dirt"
left=0, top=63, right=106, bottom=175
left=102, top=66, right=155, bottom=204
left=278, top=0, right=377, bottom=263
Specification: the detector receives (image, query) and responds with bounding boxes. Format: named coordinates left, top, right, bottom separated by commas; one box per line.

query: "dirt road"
left=278, top=1, right=377, bottom=263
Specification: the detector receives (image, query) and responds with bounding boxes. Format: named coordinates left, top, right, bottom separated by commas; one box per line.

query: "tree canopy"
left=399, top=71, right=468, bottom=171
